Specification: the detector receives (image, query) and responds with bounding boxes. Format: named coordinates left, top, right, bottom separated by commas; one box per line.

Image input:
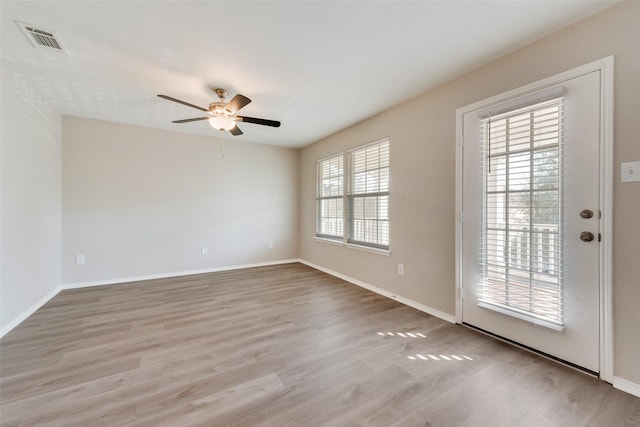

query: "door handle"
left=580, top=231, right=595, bottom=242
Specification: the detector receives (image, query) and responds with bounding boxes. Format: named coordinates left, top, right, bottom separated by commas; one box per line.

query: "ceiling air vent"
left=16, top=21, right=67, bottom=54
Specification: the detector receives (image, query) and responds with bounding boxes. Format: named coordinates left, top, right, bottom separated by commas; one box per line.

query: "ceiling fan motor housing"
left=209, top=102, right=228, bottom=116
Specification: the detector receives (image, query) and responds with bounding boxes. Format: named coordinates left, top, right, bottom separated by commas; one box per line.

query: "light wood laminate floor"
left=1, top=263, right=638, bottom=426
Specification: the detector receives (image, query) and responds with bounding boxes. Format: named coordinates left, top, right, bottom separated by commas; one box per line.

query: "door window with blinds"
left=480, top=96, right=565, bottom=328
left=315, top=137, right=390, bottom=251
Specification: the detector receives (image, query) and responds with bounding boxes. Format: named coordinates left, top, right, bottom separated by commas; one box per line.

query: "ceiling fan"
left=157, top=89, right=281, bottom=136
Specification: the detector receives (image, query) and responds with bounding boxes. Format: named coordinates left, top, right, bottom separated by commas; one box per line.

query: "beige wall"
left=1, top=63, right=62, bottom=333
left=299, top=1, right=640, bottom=384
left=62, top=116, right=299, bottom=285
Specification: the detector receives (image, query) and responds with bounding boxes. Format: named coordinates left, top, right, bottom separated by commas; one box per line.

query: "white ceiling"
left=1, top=1, right=617, bottom=148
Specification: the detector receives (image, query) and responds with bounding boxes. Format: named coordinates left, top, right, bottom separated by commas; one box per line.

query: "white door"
left=461, top=70, right=601, bottom=373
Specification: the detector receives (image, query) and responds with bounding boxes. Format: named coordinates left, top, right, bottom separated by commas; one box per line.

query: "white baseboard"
left=61, top=259, right=300, bottom=290
left=613, top=376, right=640, bottom=398
left=299, top=259, right=456, bottom=324
left=0, top=285, right=62, bottom=339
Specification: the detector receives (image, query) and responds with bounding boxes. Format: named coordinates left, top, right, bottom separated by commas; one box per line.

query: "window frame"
left=347, top=137, right=390, bottom=251
left=315, top=153, right=345, bottom=241
left=314, top=137, right=391, bottom=254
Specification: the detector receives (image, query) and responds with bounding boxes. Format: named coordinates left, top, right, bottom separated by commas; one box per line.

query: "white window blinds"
left=480, top=99, right=564, bottom=328
left=348, top=138, right=390, bottom=249
left=316, top=154, right=344, bottom=239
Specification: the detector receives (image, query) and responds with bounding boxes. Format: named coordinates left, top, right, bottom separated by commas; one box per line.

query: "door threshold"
left=462, top=322, right=599, bottom=378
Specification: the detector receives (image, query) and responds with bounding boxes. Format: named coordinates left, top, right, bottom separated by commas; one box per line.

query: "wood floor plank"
left=1, top=263, right=638, bottom=426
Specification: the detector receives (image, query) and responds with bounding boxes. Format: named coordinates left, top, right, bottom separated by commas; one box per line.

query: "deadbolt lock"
left=580, top=209, right=594, bottom=219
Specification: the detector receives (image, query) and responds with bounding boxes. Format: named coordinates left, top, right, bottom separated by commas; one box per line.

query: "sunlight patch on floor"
left=377, top=331, right=426, bottom=338
left=407, top=354, right=473, bottom=361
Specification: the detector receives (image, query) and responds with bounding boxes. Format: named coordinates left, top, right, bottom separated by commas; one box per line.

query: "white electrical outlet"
left=268, top=240, right=273, bottom=249
left=621, top=161, right=640, bottom=183
left=398, top=264, right=404, bottom=275
left=201, top=246, right=208, bottom=255
left=76, top=254, right=85, bottom=265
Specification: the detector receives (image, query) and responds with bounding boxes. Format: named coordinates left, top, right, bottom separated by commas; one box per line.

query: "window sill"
left=314, top=236, right=345, bottom=247
left=313, top=237, right=391, bottom=256
left=346, top=243, right=391, bottom=256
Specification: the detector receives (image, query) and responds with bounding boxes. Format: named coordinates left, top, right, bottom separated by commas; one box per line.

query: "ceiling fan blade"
left=237, top=116, right=281, bottom=128
left=157, top=94, right=208, bottom=112
left=225, top=94, right=251, bottom=114
left=172, top=117, right=209, bottom=123
left=229, top=125, right=243, bottom=136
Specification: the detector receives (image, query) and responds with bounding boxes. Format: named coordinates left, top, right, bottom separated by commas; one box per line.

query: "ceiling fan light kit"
left=208, top=116, right=236, bottom=131
left=157, top=88, right=280, bottom=136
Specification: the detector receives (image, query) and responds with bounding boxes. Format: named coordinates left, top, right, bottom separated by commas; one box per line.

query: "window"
left=480, top=99, right=564, bottom=326
left=348, top=138, right=390, bottom=249
left=316, top=153, right=344, bottom=240
left=315, top=138, right=390, bottom=251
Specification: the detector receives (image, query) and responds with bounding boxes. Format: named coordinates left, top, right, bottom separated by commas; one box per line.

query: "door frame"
left=455, top=56, right=614, bottom=381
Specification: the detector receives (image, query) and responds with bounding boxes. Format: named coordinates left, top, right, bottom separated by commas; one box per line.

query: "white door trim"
left=455, top=56, right=614, bottom=382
